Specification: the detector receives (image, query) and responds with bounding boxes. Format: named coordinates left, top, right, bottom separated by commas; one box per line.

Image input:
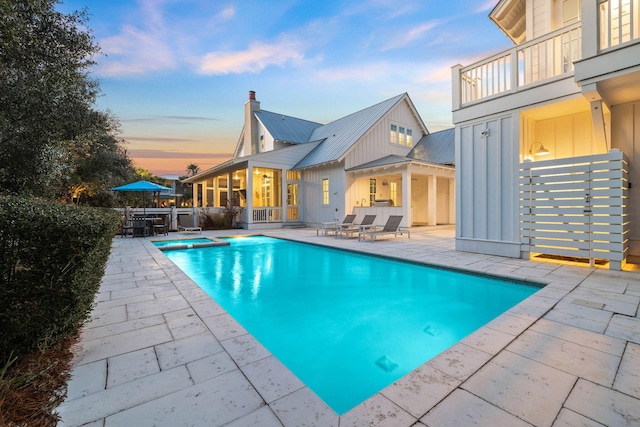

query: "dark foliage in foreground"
left=0, top=196, right=119, bottom=364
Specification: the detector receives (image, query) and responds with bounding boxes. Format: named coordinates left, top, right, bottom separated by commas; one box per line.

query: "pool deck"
left=57, top=226, right=640, bottom=426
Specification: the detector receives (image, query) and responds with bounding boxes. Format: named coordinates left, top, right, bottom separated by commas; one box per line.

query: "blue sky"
left=57, top=0, right=510, bottom=175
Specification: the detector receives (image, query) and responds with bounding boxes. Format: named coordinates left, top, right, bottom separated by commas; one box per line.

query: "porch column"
left=449, top=178, right=455, bottom=224
left=281, top=171, right=287, bottom=222
left=227, top=172, right=233, bottom=207
left=246, top=166, right=254, bottom=226
left=402, top=169, right=412, bottom=227
left=193, top=181, right=200, bottom=207
left=428, top=175, right=437, bottom=225
left=202, top=180, right=208, bottom=207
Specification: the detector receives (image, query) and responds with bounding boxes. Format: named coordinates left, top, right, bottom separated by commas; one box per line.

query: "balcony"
left=598, top=0, right=640, bottom=51
left=576, top=0, right=640, bottom=105
left=453, top=0, right=640, bottom=110
left=453, top=23, right=582, bottom=108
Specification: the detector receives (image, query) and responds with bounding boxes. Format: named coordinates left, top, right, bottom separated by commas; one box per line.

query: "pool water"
left=161, top=236, right=539, bottom=414
left=152, top=238, right=213, bottom=247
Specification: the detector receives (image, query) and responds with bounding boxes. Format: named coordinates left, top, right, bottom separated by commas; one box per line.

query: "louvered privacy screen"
left=520, top=150, right=629, bottom=270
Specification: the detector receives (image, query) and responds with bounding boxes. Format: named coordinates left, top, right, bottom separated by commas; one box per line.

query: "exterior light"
left=529, top=141, right=550, bottom=157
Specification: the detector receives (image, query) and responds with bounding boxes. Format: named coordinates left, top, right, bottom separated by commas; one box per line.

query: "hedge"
left=0, top=196, right=120, bottom=365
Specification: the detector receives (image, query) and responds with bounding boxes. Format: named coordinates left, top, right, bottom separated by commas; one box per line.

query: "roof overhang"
left=346, top=155, right=455, bottom=175
left=182, top=159, right=248, bottom=183
left=490, top=0, right=526, bottom=44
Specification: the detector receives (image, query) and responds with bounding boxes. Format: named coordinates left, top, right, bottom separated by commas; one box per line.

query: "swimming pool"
left=161, top=236, right=539, bottom=414
left=152, top=238, right=229, bottom=250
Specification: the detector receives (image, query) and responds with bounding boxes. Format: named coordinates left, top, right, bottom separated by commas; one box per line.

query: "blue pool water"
left=153, top=238, right=213, bottom=247
left=161, top=236, right=539, bottom=414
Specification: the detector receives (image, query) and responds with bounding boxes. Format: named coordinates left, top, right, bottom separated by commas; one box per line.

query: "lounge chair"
left=335, top=214, right=357, bottom=231
left=178, top=215, right=202, bottom=234
left=358, top=215, right=406, bottom=242
left=337, top=215, right=377, bottom=239
left=317, top=214, right=356, bottom=236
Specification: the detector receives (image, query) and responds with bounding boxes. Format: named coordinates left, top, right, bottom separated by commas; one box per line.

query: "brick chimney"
left=244, top=91, right=260, bottom=155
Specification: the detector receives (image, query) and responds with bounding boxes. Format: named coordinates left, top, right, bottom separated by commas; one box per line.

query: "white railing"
left=599, top=0, right=640, bottom=50
left=252, top=207, right=282, bottom=223
left=460, top=51, right=513, bottom=103
left=459, top=23, right=582, bottom=104
left=519, top=150, right=629, bottom=270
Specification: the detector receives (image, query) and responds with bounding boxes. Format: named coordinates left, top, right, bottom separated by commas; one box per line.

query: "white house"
left=452, top=0, right=640, bottom=269
left=184, top=91, right=455, bottom=231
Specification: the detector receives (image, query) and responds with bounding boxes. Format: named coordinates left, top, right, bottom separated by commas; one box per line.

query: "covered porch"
left=346, top=158, right=455, bottom=228
left=187, top=159, right=302, bottom=230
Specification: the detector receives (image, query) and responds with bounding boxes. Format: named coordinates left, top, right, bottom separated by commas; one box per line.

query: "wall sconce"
left=529, top=141, right=550, bottom=157
left=382, top=180, right=389, bottom=186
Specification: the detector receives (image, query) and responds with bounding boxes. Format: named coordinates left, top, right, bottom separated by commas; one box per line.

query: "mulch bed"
left=0, top=336, right=78, bottom=427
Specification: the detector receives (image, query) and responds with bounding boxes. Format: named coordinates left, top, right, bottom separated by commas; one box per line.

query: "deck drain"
left=375, top=356, right=398, bottom=373
left=571, top=298, right=605, bottom=310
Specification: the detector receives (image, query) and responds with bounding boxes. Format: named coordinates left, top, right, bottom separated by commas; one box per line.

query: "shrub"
left=0, top=196, right=120, bottom=366
left=199, top=210, right=228, bottom=229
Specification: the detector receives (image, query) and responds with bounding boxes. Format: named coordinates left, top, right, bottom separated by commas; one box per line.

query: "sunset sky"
left=57, top=0, right=510, bottom=176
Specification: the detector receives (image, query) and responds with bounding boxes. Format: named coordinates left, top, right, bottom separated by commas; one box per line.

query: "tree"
left=186, top=163, right=200, bottom=177
left=0, top=0, right=104, bottom=196
left=60, top=111, right=137, bottom=206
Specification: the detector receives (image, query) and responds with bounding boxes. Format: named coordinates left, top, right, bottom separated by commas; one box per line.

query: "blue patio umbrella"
left=111, top=180, right=171, bottom=216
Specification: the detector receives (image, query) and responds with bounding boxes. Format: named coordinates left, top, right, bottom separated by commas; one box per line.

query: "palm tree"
left=186, top=163, right=200, bottom=177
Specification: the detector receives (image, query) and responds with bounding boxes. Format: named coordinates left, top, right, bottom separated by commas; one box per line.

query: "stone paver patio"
left=57, top=226, right=640, bottom=426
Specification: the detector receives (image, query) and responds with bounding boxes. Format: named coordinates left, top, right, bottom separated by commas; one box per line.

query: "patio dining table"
left=131, top=216, right=162, bottom=237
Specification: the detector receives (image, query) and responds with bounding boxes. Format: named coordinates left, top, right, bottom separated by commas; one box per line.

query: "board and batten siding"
left=343, top=100, right=420, bottom=170
left=521, top=110, right=597, bottom=160
left=612, top=100, right=640, bottom=260
left=456, top=114, right=521, bottom=257
left=529, top=0, right=550, bottom=39
left=301, top=164, right=346, bottom=225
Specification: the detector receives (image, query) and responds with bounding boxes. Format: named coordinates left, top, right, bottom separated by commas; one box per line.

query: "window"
left=406, top=129, right=413, bottom=147
left=390, top=124, right=398, bottom=144
left=286, top=170, right=300, bottom=180
left=399, top=127, right=406, bottom=145
left=261, top=174, right=271, bottom=206
left=260, top=135, right=265, bottom=151
left=287, top=183, right=298, bottom=206
left=563, top=0, right=581, bottom=26
left=369, top=178, right=376, bottom=206
left=322, top=178, right=329, bottom=205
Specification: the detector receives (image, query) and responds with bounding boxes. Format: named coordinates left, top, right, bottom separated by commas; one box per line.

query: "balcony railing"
left=458, top=23, right=582, bottom=105
left=252, top=207, right=282, bottom=223
left=599, top=0, right=640, bottom=50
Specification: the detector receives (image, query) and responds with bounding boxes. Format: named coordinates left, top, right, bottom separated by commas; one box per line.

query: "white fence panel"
left=519, top=150, right=629, bottom=270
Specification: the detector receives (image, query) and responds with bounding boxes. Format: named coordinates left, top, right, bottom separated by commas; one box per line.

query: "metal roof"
left=183, top=142, right=321, bottom=183
left=293, top=93, right=406, bottom=169
left=255, top=110, right=322, bottom=144
left=345, top=154, right=454, bottom=173
left=408, top=128, right=455, bottom=165
left=345, top=155, right=411, bottom=172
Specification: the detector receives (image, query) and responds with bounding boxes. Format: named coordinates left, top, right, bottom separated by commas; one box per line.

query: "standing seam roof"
left=293, top=93, right=406, bottom=169
left=255, top=110, right=322, bottom=144
left=408, top=128, right=455, bottom=165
